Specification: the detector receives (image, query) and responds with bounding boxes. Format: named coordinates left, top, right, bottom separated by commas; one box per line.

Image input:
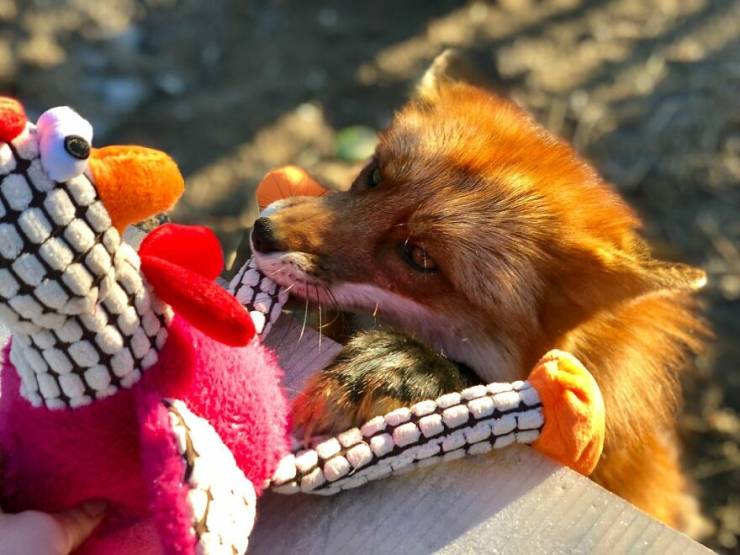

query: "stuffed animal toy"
left=231, top=167, right=607, bottom=496
left=0, top=97, right=290, bottom=554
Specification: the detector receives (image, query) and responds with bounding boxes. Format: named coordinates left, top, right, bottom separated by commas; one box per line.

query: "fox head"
left=252, top=52, right=705, bottom=381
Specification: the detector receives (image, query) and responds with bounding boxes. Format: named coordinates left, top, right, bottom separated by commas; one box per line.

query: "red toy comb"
left=0, top=97, right=27, bottom=143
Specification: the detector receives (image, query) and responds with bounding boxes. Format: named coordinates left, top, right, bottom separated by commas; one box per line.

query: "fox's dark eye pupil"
left=368, top=166, right=382, bottom=187
left=64, top=135, right=90, bottom=160
left=403, top=244, right=438, bottom=273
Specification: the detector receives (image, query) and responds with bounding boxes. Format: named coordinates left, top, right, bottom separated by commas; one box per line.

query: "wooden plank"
left=250, top=445, right=710, bottom=554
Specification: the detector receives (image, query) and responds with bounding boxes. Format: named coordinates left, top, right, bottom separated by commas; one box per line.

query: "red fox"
left=250, top=52, right=707, bottom=530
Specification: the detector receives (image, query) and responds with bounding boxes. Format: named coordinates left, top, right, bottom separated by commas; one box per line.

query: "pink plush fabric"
left=147, top=316, right=290, bottom=491
left=136, top=390, right=193, bottom=555
left=0, top=314, right=290, bottom=554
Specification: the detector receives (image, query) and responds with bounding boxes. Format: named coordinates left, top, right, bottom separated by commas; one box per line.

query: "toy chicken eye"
left=63, top=135, right=90, bottom=160
left=402, top=243, right=438, bottom=273
left=36, top=106, right=93, bottom=182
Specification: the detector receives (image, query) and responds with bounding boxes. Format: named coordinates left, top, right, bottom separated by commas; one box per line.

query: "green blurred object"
left=335, top=126, right=378, bottom=162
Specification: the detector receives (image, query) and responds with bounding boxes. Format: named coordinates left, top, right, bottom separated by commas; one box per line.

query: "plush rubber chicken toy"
left=0, top=97, right=289, bottom=555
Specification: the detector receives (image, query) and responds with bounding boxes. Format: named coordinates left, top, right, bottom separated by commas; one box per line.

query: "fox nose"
left=251, top=217, right=282, bottom=254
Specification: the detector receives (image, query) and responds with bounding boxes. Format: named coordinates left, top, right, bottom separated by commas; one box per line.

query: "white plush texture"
left=468, top=395, right=495, bottom=419
left=314, top=438, right=341, bottom=460
left=435, top=392, right=461, bottom=409
left=229, top=257, right=289, bottom=337
left=13, top=253, right=46, bottom=286
left=27, top=160, right=54, bottom=192
left=411, top=399, right=437, bottom=416
left=66, top=175, right=97, bottom=205
left=384, top=407, right=411, bottom=426
left=419, top=414, right=444, bottom=438
left=461, top=384, right=487, bottom=400
left=369, top=433, right=394, bottom=457
left=0, top=143, right=15, bottom=173
left=0, top=223, right=23, bottom=258
left=0, top=269, right=20, bottom=298
left=42, top=348, right=73, bottom=375
left=337, top=427, right=363, bottom=448
left=271, top=455, right=297, bottom=484
left=491, top=390, right=521, bottom=412
left=442, top=405, right=470, bottom=428
left=324, top=456, right=351, bottom=482
left=441, top=430, right=466, bottom=452
left=346, top=443, right=373, bottom=468
left=35, top=280, right=68, bottom=310
left=9, top=295, right=42, bottom=319
left=300, top=468, right=326, bottom=493
left=294, top=450, right=319, bottom=474
left=517, top=408, right=545, bottom=430
left=44, top=188, right=76, bottom=226
left=111, top=348, right=135, bottom=378
left=492, top=414, right=517, bottom=436
left=270, top=375, right=545, bottom=496
left=39, top=238, right=74, bottom=272
left=519, top=386, right=541, bottom=407
left=360, top=415, right=386, bottom=437
left=494, top=434, right=516, bottom=449
left=393, top=422, right=421, bottom=447
left=167, top=400, right=255, bottom=555
left=463, top=421, right=492, bottom=444
left=486, top=382, right=513, bottom=395
left=18, top=207, right=54, bottom=244
left=59, top=373, right=86, bottom=399
left=36, top=107, right=92, bottom=182
left=85, top=201, right=112, bottom=233
left=3, top=173, right=33, bottom=211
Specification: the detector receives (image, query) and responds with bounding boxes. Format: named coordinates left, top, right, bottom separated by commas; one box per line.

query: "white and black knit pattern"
left=166, top=399, right=256, bottom=555
left=228, top=258, right=287, bottom=337
left=0, top=122, right=172, bottom=409
left=270, top=381, right=544, bottom=496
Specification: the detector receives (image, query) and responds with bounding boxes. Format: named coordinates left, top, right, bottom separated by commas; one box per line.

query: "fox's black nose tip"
left=251, top=217, right=282, bottom=254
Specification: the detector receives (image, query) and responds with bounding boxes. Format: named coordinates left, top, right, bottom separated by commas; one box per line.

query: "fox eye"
left=367, top=164, right=382, bottom=188
left=402, top=243, right=438, bottom=273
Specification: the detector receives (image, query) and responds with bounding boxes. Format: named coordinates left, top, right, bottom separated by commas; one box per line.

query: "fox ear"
left=414, top=49, right=473, bottom=100
left=543, top=244, right=705, bottom=337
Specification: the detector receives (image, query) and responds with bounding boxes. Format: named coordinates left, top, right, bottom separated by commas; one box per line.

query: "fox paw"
left=291, top=329, right=478, bottom=442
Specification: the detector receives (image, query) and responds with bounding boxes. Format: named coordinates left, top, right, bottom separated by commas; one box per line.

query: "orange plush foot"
left=529, top=349, right=605, bottom=475
left=256, top=165, right=328, bottom=211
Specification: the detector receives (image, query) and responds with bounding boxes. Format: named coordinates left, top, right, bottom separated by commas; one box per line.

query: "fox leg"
left=292, top=329, right=479, bottom=438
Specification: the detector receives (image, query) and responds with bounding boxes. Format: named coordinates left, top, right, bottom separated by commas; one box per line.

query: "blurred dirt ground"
left=1, top=0, right=738, bottom=550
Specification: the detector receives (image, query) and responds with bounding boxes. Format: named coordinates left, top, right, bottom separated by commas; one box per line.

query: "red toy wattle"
left=139, top=223, right=256, bottom=347
left=141, top=255, right=255, bottom=347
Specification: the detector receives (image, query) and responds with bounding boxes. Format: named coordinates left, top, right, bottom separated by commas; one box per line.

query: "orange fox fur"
left=252, top=58, right=707, bottom=530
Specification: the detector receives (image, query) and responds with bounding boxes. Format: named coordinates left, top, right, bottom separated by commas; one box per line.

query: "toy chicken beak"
left=88, top=145, right=185, bottom=232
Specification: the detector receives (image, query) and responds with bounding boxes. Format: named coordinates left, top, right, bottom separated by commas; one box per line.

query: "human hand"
left=0, top=501, right=106, bottom=555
